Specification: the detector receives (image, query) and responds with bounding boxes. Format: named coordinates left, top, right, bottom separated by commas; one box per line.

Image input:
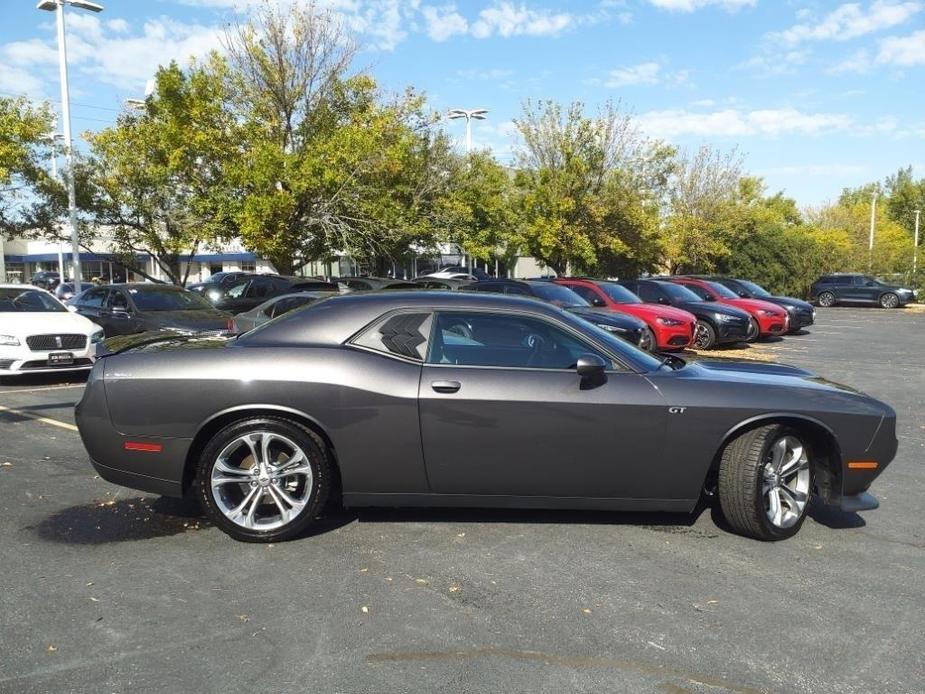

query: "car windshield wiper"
left=658, top=354, right=686, bottom=371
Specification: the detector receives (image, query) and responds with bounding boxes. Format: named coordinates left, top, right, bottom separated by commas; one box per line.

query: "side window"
left=346, top=280, right=372, bottom=291
left=834, top=276, right=852, bottom=286
left=352, top=312, right=432, bottom=361
left=635, top=283, right=661, bottom=303
left=817, top=277, right=834, bottom=285
left=248, top=278, right=273, bottom=299
left=270, top=296, right=312, bottom=318
left=225, top=280, right=249, bottom=299
left=108, top=290, right=129, bottom=310
left=683, top=283, right=711, bottom=301
left=569, top=285, right=604, bottom=306
left=428, top=312, right=611, bottom=370
left=79, top=288, right=107, bottom=308
left=503, top=285, right=529, bottom=296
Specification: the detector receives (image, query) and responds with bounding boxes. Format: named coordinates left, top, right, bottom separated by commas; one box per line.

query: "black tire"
left=879, top=292, right=899, bottom=309
left=717, top=424, right=814, bottom=541
left=639, top=327, right=657, bottom=352
left=817, top=291, right=836, bottom=308
left=195, top=417, right=333, bottom=542
left=746, top=317, right=760, bottom=342
left=693, top=320, right=717, bottom=349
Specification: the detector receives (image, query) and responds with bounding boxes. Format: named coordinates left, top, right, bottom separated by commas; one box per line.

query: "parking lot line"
left=0, top=384, right=85, bottom=395
left=0, top=404, right=78, bottom=432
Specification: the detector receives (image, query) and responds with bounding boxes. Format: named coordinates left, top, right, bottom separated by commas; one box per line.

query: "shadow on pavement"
left=33, top=496, right=210, bottom=544
left=0, top=372, right=88, bottom=388
left=808, top=503, right=866, bottom=530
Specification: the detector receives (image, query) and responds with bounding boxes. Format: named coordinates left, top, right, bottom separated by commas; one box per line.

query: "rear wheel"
left=817, top=291, right=836, bottom=308
left=717, top=424, right=813, bottom=541
left=693, top=320, right=717, bottom=349
left=195, top=417, right=333, bottom=542
left=879, top=292, right=899, bottom=309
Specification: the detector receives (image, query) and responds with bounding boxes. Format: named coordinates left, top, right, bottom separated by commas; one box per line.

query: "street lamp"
left=37, top=0, right=105, bottom=285
left=43, top=128, right=66, bottom=278
left=868, top=191, right=877, bottom=273
left=914, top=209, right=921, bottom=276
left=447, top=108, right=488, bottom=153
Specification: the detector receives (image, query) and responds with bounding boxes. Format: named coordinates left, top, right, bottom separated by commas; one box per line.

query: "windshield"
left=599, top=282, right=642, bottom=304
left=659, top=282, right=702, bottom=302
left=530, top=283, right=589, bottom=307
left=558, top=310, right=663, bottom=372
left=737, top=280, right=771, bottom=297
left=707, top=281, right=740, bottom=299
left=0, top=288, right=66, bottom=313
left=128, top=287, right=214, bottom=311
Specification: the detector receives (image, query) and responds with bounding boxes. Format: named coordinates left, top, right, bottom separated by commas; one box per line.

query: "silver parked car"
left=231, top=291, right=338, bottom=333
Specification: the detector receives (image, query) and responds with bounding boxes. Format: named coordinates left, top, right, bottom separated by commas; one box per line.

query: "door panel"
left=419, top=366, right=667, bottom=498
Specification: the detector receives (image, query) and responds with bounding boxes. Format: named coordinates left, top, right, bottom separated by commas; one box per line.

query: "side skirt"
left=342, top=493, right=698, bottom=514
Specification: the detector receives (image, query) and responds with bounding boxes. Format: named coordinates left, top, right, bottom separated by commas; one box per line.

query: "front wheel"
left=693, top=320, right=717, bottom=349
left=879, top=292, right=899, bottom=309
left=638, top=327, right=657, bottom=352
left=717, top=424, right=814, bottom=541
left=746, top=317, right=760, bottom=342
left=195, top=417, right=333, bottom=542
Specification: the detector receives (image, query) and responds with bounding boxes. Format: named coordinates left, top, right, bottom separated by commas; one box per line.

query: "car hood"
left=141, top=310, right=231, bottom=332
left=3, top=310, right=100, bottom=337
left=677, top=301, right=751, bottom=319
left=621, top=303, right=696, bottom=323
left=763, top=296, right=814, bottom=311
left=723, top=298, right=788, bottom=316
left=682, top=359, right=867, bottom=396
left=101, top=330, right=234, bottom=355
left=569, top=307, right=647, bottom=330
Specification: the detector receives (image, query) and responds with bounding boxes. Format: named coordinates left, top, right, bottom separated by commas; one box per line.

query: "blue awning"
left=5, top=251, right=257, bottom=263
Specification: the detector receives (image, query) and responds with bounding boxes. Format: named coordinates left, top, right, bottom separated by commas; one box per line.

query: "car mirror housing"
left=576, top=354, right=608, bottom=389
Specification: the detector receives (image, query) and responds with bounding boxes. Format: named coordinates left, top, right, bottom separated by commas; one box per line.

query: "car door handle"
left=431, top=380, right=461, bottom=393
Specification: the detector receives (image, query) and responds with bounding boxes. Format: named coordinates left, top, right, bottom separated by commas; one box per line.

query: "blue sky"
left=1, top=0, right=923, bottom=206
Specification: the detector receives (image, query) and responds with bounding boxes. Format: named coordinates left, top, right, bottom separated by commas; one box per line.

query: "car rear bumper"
left=90, top=457, right=184, bottom=497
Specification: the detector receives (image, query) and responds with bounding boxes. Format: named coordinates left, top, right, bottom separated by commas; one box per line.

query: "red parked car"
left=668, top=277, right=789, bottom=338
left=554, top=278, right=697, bottom=351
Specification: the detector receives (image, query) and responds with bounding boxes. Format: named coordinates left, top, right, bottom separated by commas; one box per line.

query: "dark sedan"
left=463, top=279, right=650, bottom=349
left=69, top=284, right=232, bottom=337
left=618, top=279, right=754, bottom=349
left=336, top=277, right=416, bottom=291
left=701, top=277, right=815, bottom=333
left=196, top=274, right=339, bottom=314
left=76, top=291, right=896, bottom=543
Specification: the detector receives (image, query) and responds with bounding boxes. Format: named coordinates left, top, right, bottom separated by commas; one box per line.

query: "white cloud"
left=604, top=62, right=662, bottom=87
left=421, top=5, right=468, bottom=41
left=773, top=1, right=922, bottom=45
left=470, top=2, right=574, bottom=38
left=0, top=62, right=47, bottom=97
left=828, top=49, right=872, bottom=73
left=457, top=67, right=514, bottom=80
left=877, top=29, right=925, bottom=64
left=646, top=0, right=756, bottom=12
left=636, top=107, right=856, bottom=138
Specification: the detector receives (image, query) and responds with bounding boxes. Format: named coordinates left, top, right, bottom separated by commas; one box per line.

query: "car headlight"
left=0, top=334, right=21, bottom=346
left=757, top=309, right=779, bottom=317
left=716, top=314, right=739, bottom=322
left=90, top=329, right=105, bottom=344
left=656, top=317, right=684, bottom=326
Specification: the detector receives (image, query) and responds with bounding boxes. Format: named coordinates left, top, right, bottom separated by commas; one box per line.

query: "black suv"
left=463, top=279, right=650, bottom=349
left=704, top=277, right=815, bottom=332
left=809, top=274, right=917, bottom=309
left=197, top=274, right=338, bottom=314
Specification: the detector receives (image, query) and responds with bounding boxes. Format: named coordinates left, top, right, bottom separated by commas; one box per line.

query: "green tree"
left=512, top=99, right=668, bottom=276
left=82, top=58, right=236, bottom=285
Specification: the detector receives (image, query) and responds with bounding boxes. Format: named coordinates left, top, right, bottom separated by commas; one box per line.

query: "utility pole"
left=38, top=0, right=106, bottom=284
left=46, top=127, right=66, bottom=279
left=914, top=209, right=921, bottom=276
left=868, top=191, right=877, bottom=273
left=447, top=108, right=489, bottom=273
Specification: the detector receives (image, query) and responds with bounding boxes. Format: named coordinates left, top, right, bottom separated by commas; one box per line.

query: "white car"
left=0, top=284, right=104, bottom=378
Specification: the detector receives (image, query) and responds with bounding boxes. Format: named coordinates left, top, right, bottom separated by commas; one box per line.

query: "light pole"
left=914, top=209, right=921, bottom=276
left=868, top=191, right=877, bottom=273
left=44, top=128, right=66, bottom=278
left=447, top=108, right=488, bottom=154
left=37, top=0, right=105, bottom=284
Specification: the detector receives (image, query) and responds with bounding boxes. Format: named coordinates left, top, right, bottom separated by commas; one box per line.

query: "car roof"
left=241, top=291, right=569, bottom=347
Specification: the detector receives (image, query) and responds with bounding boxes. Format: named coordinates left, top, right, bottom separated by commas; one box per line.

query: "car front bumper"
left=0, top=344, right=96, bottom=376
left=715, top=320, right=751, bottom=343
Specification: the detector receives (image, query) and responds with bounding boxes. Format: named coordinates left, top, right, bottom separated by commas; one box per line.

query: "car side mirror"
left=576, top=354, right=608, bottom=389
left=591, top=297, right=606, bottom=307
left=703, top=295, right=715, bottom=301
left=657, top=297, right=670, bottom=305
left=111, top=305, right=129, bottom=314
left=738, top=291, right=748, bottom=298
left=66, top=304, right=78, bottom=313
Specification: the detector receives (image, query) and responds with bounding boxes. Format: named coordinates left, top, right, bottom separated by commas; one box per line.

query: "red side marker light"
left=124, top=441, right=163, bottom=453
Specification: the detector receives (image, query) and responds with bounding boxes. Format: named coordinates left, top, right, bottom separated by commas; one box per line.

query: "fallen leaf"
left=582, top=608, right=592, bottom=614
left=457, top=532, right=465, bottom=538
left=89, top=597, right=99, bottom=603
left=86, top=582, right=93, bottom=587
left=359, top=567, right=368, bottom=573
left=47, top=645, right=57, bottom=653
left=1, top=462, right=12, bottom=468
left=448, top=584, right=461, bottom=593
left=706, top=600, right=718, bottom=605
left=361, top=606, right=369, bottom=614
left=415, top=578, right=428, bottom=585
left=238, top=614, right=249, bottom=622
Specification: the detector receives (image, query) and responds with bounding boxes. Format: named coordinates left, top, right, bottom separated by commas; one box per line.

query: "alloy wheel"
left=210, top=431, right=314, bottom=531
left=880, top=293, right=899, bottom=309
left=761, top=435, right=811, bottom=529
left=818, top=292, right=835, bottom=307
left=693, top=322, right=711, bottom=349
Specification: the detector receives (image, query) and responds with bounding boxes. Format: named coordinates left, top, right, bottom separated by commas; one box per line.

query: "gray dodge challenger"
left=75, top=292, right=897, bottom=542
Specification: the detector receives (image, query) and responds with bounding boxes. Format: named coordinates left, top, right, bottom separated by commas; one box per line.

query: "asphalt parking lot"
left=1, top=307, right=923, bottom=694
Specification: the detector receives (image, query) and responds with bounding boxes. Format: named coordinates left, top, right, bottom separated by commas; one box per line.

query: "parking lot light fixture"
left=447, top=108, right=488, bottom=153
left=37, top=0, right=105, bottom=285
